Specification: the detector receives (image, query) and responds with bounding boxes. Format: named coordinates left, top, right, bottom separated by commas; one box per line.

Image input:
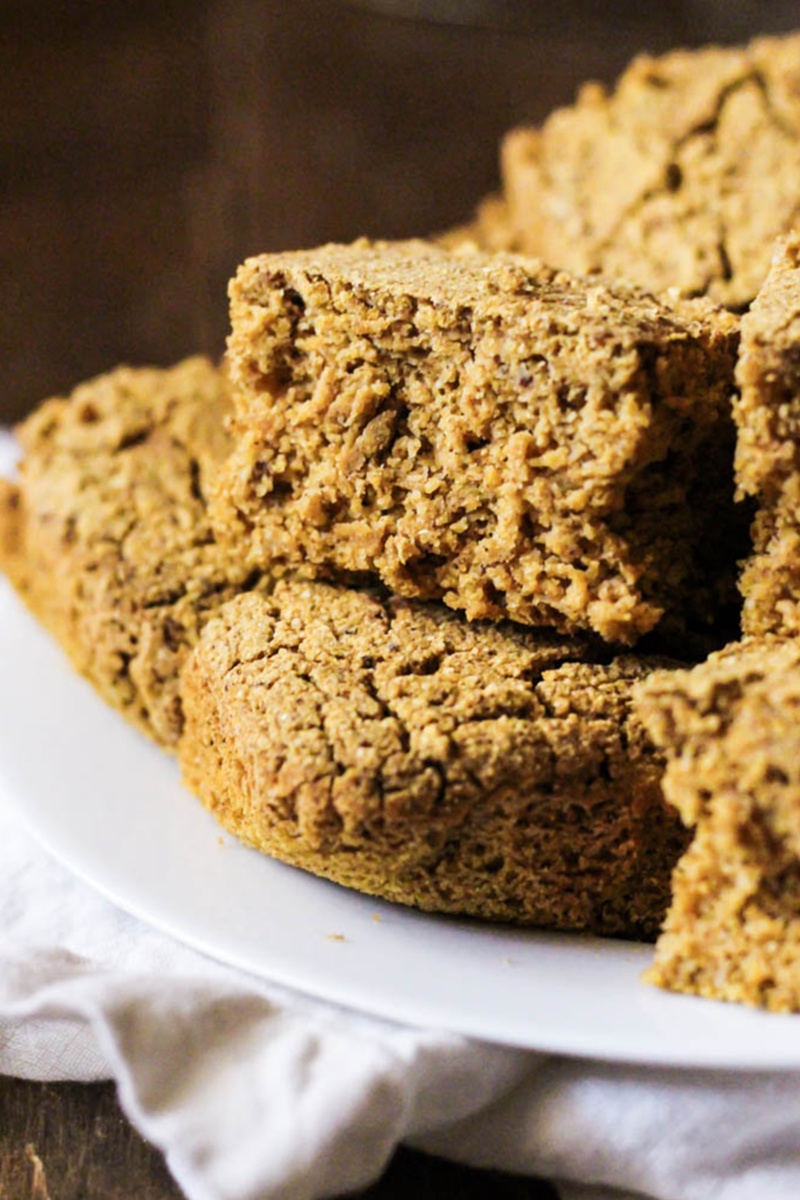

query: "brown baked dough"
left=179, top=582, right=688, bottom=938
left=502, top=32, right=800, bottom=309
left=0, top=358, right=267, bottom=747
left=214, top=238, right=740, bottom=645
left=636, top=637, right=800, bottom=1010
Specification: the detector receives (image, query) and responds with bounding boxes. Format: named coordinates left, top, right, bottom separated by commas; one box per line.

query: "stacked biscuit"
left=5, top=31, right=800, bottom=1006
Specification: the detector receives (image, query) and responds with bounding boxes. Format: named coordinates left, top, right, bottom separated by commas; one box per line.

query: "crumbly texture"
left=179, top=582, right=688, bottom=937
left=736, top=235, right=800, bottom=636
left=0, top=358, right=267, bottom=748
left=636, top=637, right=800, bottom=1010
left=214, top=238, right=740, bottom=645
left=501, top=32, right=800, bottom=309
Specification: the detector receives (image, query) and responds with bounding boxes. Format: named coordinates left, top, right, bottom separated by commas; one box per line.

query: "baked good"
left=0, top=358, right=267, bottom=748
left=636, top=638, right=800, bottom=1010
left=179, top=581, right=688, bottom=937
left=736, top=234, right=800, bottom=636
left=502, top=32, right=800, bottom=309
left=213, top=238, right=740, bottom=645
left=435, top=194, right=519, bottom=254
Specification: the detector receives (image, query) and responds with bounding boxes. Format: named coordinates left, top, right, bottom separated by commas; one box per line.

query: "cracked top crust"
left=181, top=582, right=665, bottom=843
left=180, top=582, right=686, bottom=934
left=502, top=32, right=800, bottom=308
left=0, top=357, right=265, bottom=747
left=215, top=239, right=740, bottom=644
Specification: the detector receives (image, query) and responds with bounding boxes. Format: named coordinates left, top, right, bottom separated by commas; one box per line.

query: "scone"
left=736, top=234, right=800, bottom=636
left=179, top=582, right=688, bottom=938
left=213, top=238, right=740, bottom=645
left=502, top=32, right=800, bottom=309
left=636, top=638, right=800, bottom=1011
left=0, top=358, right=267, bottom=747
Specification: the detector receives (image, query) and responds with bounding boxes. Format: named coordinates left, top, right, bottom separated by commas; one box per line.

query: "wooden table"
left=0, top=1075, right=557, bottom=1199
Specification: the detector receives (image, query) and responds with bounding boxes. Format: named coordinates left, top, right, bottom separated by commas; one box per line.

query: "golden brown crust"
left=214, top=238, right=740, bottom=645
left=501, top=33, right=800, bottom=309
left=636, top=638, right=800, bottom=1010
left=179, top=582, right=688, bottom=937
left=0, top=358, right=268, bottom=747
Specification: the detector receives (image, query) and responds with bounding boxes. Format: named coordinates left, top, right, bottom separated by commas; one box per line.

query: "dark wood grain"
left=0, top=1075, right=557, bottom=1200
left=0, top=1077, right=179, bottom=1200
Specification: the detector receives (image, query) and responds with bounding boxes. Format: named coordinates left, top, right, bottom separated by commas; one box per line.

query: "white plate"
left=2, top=579, right=800, bottom=1069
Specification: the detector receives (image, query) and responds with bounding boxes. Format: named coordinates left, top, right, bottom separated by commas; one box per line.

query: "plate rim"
left=3, top=578, right=800, bottom=1070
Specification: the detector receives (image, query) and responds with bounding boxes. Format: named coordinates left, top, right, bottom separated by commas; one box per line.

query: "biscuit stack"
left=5, top=31, right=800, bottom=1008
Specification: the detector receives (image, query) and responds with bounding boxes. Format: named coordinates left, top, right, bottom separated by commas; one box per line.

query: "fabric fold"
left=2, top=804, right=800, bottom=1200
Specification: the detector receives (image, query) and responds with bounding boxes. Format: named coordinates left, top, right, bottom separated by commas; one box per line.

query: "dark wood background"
left=0, top=1077, right=558, bottom=1200
left=3, top=0, right=799, bottom=423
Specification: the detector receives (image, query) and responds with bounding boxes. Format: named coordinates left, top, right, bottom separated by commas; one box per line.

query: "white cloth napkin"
left=7, top=807, right=800, bottom=1200
left=3, top=428, right=800, bottom=1200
